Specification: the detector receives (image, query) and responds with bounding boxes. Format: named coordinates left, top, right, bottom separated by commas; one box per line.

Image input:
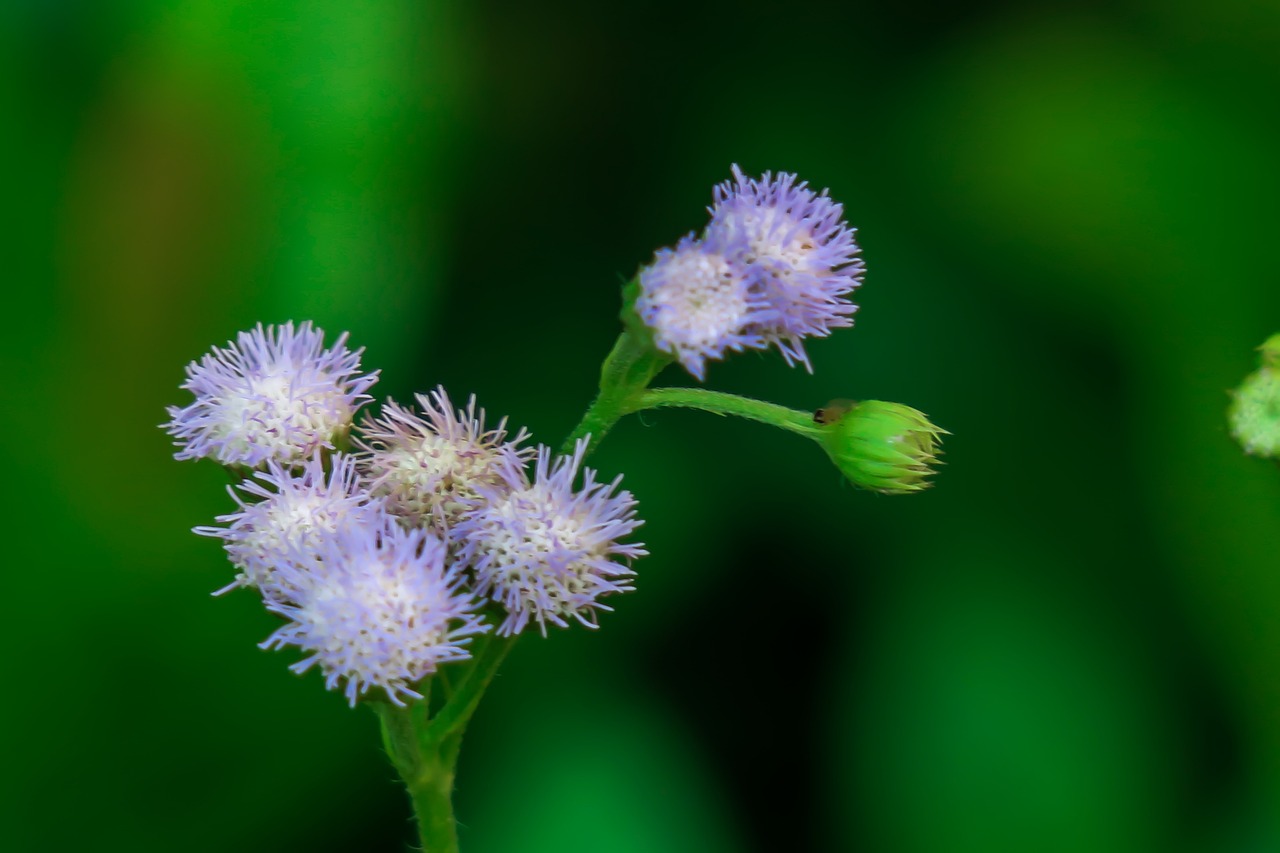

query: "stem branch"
left=624, top=387, right=823, bottom=440
left=425, top=633, right=517, bottom=745
left=382, top=315, right=666, bottom=849
left=561, top=329, right=672, bottom=456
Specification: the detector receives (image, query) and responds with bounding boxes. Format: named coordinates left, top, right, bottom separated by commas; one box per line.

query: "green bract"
left=818, top=400, right=945, bottom=494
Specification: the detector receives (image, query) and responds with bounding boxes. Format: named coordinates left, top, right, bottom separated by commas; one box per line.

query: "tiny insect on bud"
left=813, top=398, right=857, bottom=425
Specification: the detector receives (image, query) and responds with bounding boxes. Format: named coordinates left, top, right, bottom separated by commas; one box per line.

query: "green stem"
left=382, top=316, right=663, bottom=849
left=424, top=632, right=517, bottom=745
left=624, top=387, right=823, bottom=440
left=434, top=667, right=453, bottom=704
left=561, top=329, right=672, bottom=456
left=380, top=375, right=832, bottom=849
left=376, top=701, right=458, bottom=853
left=377, top=634, right=517, bottom=851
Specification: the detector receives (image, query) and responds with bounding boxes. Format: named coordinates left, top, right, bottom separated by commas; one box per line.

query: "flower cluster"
left=167, top=323, right=645, bottom=705
left=165, top=172, right=929, bottom=707
left=635, top=164, right=865, bottom=378
left=164, top=168, right=943, bottom=851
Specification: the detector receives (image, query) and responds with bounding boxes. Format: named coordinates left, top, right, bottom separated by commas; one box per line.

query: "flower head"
left=195, top=453, right=382, bottom=604
left=634, top=231, right=773, bottom=381
left=707, top=165, right=865, bottom=370
left=355, top=388, right=534, bottom=531
left=261, top=519, right=489, bottom=706
left=1229, top=338, right=1280, bottom=459
left=818, top=400, right=945, bottom=494
left=164, top=321, right=378, bottom=467
left=453, top=439, right=646, bottom=636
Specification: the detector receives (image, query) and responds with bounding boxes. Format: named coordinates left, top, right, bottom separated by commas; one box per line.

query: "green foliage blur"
left=5, top=1, right=1280, bottom=851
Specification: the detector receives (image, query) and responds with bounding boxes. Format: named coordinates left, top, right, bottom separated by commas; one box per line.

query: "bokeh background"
left=5, top=1, right=1280, bottom=851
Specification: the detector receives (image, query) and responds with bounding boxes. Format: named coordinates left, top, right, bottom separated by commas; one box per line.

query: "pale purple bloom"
left=634, top=231, right=773, bottom=381
left=355, top=387, right=534, bottom=531
left=164, top=321, right=378, bottom=467
left=453, top=439, right=646, bottom=636
left=707, top=165, right=865, bottom=370
left=195, top=453, right=382, bottom=604
left=261, top=519, right=489, bottom=706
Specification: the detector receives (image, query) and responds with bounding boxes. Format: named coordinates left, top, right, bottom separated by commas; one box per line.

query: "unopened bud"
left=1229, top=338, right=1280, bottom=458
left=1260, top=333, right=1280, bottom=369
left=817, top=400, right=945, bottom=494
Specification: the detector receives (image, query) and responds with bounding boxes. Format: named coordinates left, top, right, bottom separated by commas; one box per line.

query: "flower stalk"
left=376, top=632, right=517, bottom=851
left=376, top=699, right=459, bottom=853
left=624, top=387, right=820, bottom=438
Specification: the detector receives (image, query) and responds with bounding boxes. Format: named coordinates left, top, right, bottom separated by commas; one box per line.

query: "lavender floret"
left=164, top=321, right=378, bottom=467
left=261, top=519, right=489, bottom=706
left=707, top=165, right=865, bottom=370
left=453, top=438, right=646, bottom=636
left=195, top=452, right=381, bottom=605
left=635, top=231, right=773, bottom=381
left=355, top=387, right=534, bottom=532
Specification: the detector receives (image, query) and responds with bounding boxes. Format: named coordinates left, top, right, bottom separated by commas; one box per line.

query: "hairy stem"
left=623, top=387, right=823, bottom=440
left=376, top=700, right=458, bottom=853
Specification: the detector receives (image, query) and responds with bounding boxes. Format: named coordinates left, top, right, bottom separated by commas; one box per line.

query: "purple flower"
left=634, top=231, right=774, bottom=381
left=453, top=439, right=646, bottom=636
left=707, top=165, right=865, bottom=370
left=260, top=519, right=489, bottom=706
left=164, top=321, right=378, bottom=467
left=195, top=453, right=382, bottom=604
left=354, top=387, right=534, bottom=531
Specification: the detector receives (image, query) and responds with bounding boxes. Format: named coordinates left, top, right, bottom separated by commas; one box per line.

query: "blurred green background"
left=5, top=1, right=1280, bottom=851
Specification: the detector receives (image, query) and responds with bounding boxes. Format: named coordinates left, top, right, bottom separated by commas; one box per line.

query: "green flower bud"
left=1260, top=333, right=1280, bottom=369
left=1229, top=350, right=1280, bottom=459
left=817, top=400, right=945, bottom=494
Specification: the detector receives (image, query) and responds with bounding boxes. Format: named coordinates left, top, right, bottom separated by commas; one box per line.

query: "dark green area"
left=5, top=1, right=1280, bottom=850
